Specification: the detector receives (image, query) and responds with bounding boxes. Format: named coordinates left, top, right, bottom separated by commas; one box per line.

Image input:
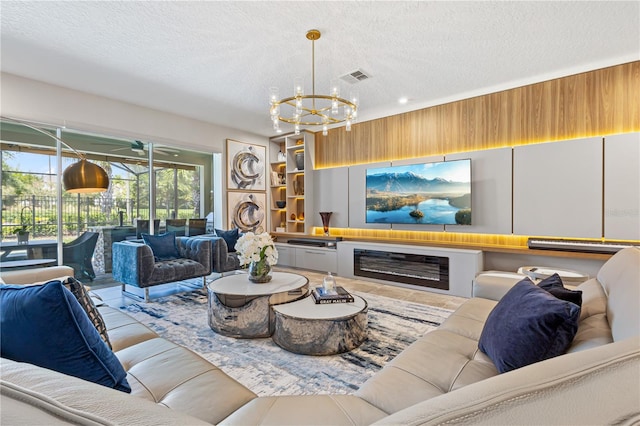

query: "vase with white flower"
left=235, top=232, right=279, bottom=283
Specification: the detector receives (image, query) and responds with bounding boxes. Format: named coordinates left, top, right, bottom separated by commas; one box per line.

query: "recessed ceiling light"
left=398, top=97, right=409, bottom=105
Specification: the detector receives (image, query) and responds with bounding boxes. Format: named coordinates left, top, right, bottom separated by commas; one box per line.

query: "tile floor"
left=90, top=266, right=467, bottom=311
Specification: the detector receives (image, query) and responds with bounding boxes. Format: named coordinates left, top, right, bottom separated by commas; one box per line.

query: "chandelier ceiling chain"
left=269, top=29, right=359, bottom=136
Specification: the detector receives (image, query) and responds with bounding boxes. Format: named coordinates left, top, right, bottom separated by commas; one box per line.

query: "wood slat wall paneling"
left=316, top=61, right=640, bottom=168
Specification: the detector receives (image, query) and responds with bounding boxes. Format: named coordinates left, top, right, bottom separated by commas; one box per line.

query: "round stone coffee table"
left=271, top=295, right=368, bottom=355
left=207, top=271, right=308, bottom=338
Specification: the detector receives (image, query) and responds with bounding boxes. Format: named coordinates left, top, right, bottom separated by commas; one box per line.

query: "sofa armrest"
left=0, top=266, right=75, bottom=285
left=210, top=237, right=231, bottom=273
left=472, top=271, right=528, bottom=301
left=177, top=237, right=212, bottom=275
left=192, top=235, right=237, bottom=273
left=112, top=241, right=155, bottom=286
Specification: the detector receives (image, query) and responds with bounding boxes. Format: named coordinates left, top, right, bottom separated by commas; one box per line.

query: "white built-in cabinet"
left=274, top=242, right=338, bottom=273
left=446, top=148, right=512, bottom=235
left=312, top=134, right=639, bottom=241
left=604, top=133, right=640, bottom=240
left=513, top=137, right=603, bottom=238
left=312, top=167, right=349, bottom=231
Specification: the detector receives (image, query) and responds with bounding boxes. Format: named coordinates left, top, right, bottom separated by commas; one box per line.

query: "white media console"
left=274, top=242, right=338, bottom=274
left=276, top=239, right=482, bottom=298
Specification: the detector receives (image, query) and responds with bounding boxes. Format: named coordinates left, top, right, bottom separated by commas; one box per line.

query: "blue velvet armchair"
left=112, top=236, right=212, bottom=301
left=193, top=235, right=240, bottom=274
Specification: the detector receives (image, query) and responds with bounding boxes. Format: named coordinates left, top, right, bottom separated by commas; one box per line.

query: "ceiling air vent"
left=340, top=68, right=371, bottom=84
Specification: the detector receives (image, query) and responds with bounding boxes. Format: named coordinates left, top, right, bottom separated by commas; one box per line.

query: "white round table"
left=271, top=294, right=368, bottom=355
left=517, top=266, right=589, bottom=285
left=207, top=271, right=308, bottom=338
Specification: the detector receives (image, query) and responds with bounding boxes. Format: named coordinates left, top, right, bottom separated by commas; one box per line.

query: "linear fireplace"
left=353, top=249, right=449, bottom=290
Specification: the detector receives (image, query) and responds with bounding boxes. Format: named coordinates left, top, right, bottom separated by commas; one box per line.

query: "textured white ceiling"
left=1, top=1, right=639, bottom=137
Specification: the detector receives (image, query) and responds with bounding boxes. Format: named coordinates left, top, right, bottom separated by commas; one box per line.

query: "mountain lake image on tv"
left=366, top=159, right=471, bottom=225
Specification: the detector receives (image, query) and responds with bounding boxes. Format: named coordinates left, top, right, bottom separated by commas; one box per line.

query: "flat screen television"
left=366, top=159, right=471, bottom=225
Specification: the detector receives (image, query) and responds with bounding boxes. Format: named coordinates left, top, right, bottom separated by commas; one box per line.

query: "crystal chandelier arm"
left=275, top=94, right=356, bottom=108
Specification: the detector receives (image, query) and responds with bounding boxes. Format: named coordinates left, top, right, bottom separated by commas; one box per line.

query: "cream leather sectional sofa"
left=1, top=247, right=639, bottom=425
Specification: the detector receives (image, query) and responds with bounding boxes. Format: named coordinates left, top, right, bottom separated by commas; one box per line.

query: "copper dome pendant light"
left=1, top=116, right=110, bottom=193
left=61, top=158, right=110, bottom=193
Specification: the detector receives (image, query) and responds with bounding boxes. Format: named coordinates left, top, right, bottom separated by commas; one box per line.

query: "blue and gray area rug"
left=119, top=288, right=452, bottom=396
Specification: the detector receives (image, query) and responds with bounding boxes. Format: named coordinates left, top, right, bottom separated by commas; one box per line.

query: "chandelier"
left=269, top=29, right=359, bottom=136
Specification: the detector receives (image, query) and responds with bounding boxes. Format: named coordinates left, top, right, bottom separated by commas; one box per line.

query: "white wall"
left=1, top=72, right=269, bottom=227
left=1, top=73, right=268, bottom=152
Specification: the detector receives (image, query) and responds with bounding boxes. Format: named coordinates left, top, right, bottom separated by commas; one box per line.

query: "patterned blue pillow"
left=538, top=273, right=583, bottom=306
left=478, top=278, right=580, bottom=373
left=142, top=232, right=180, bottom=261
left=215, top=228, right=240, bottom=252
left=0, top=281, right=131, bottom=392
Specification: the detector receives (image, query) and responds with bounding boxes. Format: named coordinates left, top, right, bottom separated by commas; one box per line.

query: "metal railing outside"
left=1, top=195, right=135, bottom=240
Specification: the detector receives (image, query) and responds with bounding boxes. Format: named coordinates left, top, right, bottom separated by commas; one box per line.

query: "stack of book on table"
left=311, top=286, right=354, bottom=304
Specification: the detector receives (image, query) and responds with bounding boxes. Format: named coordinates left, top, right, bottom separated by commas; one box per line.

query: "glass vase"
left=319, top=212, right=332, bottom=236
left=323, top=272, right=336, bottom=293
left=248, top=259, right=272, bottom=283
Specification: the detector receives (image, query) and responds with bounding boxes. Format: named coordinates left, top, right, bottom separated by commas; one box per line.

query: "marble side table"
left=517, top=266, right=589, bottom=285
left=272, top=295, right=368, bottom=355
left=207, top=271, right=308, bottom=338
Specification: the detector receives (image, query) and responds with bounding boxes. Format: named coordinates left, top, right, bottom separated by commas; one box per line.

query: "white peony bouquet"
left=235, top=232, right=279, bottom=267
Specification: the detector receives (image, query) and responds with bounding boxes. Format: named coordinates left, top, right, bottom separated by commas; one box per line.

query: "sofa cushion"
left=374, top=336, right=640, bottom=426
left=215, top=228, right=240, bottom=252
left=538, top=273, right=583, bottom=306
left=221, top=395, right=388, bottom=426
left=356, top=298, right=498, bottom=415
left=478, top=279, right=581, bottom=373
left=142, top=232, right=180, bottom=261
left=1, top=358, right=211, bottom=426
left=0, top=281, right=130, bottom=392
left=115, top=337, right=257, bottom=424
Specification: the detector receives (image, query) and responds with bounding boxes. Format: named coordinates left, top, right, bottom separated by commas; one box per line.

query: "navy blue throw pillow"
left=478, top=278, right=580, bottom=373
left=538, top=273, right=583, bottom=307
left=142, top=232, right=180, bottom=261
left=0, top=281, right=131, bottom=392
left=215, top=228, right=240, bottom=252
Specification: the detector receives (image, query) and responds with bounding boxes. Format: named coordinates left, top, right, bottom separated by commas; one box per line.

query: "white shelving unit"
left=268, top=131, right=315, bottom=234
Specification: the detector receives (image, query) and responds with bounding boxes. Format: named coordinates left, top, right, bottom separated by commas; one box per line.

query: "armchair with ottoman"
left=111, top=233, right=212, bottom=301
left=1, top=247, right=638, bottom=425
